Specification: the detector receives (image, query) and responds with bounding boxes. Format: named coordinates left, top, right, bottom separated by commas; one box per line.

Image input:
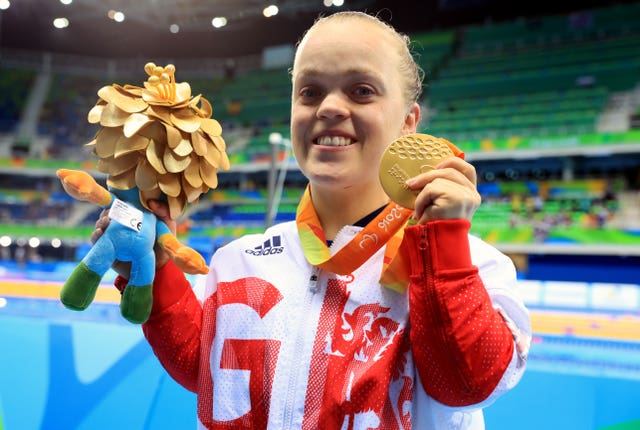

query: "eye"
left=352, top=85, right=375, bottom=99
left=298, top=86, right=322, bottom=100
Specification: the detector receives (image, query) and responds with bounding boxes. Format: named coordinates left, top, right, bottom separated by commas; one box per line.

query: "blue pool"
left=1, top=278, right=639, bottom=430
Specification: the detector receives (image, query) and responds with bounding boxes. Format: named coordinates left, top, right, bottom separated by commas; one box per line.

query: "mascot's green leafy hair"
left=57, top=63, right=229, bottom=323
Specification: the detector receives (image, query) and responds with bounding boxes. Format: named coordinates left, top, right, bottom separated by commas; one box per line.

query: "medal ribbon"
left=296, top=139, right=465, bottom=293
left=296, top=185, right=413, bottom=292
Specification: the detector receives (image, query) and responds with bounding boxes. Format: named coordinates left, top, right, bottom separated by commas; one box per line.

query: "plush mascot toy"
left=57, top=63, right=229, bottom=323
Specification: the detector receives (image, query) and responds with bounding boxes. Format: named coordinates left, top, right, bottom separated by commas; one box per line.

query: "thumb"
left=148, top=199, right=170, bottom=219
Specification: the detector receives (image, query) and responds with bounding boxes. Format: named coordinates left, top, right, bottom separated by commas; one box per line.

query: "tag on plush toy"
left=109, top=198, right=143, bottom=231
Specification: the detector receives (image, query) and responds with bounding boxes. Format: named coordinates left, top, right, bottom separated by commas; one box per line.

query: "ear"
left=401, top=102, right=421, bottom=135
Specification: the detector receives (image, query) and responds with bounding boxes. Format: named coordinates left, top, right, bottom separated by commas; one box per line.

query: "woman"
left=101, top=11, right=530, bottom=429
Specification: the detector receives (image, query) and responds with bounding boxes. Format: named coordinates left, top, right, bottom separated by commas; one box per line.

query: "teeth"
left=316, top=136, right=353, bottom=146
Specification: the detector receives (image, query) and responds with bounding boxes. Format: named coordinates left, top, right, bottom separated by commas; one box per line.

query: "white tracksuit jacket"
left=142, top=219, right=531, bottom=430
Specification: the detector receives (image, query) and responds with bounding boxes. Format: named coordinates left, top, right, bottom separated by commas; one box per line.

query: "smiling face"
left=290, top=14, right=420, bottom=196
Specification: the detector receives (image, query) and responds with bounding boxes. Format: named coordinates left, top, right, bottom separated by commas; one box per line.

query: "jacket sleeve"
left=403, top=219, right=529, bottom=407
left=141, top=260, right=203, bottom=393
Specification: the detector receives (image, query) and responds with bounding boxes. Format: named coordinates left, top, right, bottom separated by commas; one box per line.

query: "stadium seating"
left=0, top=2, right=639, bottom=263
left=38, top=74, right=102, bottom=143
left=0, top=66, right=36, bottom=133
left=423, top=3, right=640, bottom=144
left=191, top=66, right=291, bottom=128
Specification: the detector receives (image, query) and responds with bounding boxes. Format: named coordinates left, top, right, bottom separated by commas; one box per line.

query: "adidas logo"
left=245, top=235, right=284, bottom=256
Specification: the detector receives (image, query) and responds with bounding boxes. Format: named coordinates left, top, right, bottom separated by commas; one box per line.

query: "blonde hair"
left=294, top=11, right=424, bottom=106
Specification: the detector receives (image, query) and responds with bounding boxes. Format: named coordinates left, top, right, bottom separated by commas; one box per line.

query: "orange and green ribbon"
left=296, top=185, right=413, bottom=292
left=295, top=139, right=465, bottom=293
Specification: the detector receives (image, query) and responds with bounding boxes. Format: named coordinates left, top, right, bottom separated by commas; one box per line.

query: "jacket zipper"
left=282, top=266, right=320, bottom=428
left=308, top=266, right=319, bottom=293
left=419, top=229, right=472, bottom=394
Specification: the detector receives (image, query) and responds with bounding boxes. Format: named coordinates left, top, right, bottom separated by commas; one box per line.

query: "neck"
left=310, top=183, right=390, bottom=241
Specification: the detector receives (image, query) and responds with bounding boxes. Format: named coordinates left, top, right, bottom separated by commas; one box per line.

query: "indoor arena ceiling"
left=0, top=0, right=630, bottom=58
left=0, top=0, right=378, bottom=58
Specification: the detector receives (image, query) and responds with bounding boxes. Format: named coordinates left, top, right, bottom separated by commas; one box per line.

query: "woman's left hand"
left=405, top=156, right=481, bottom=224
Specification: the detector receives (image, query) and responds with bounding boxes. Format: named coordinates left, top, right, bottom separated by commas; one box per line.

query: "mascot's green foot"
left=121, top=284, right=153, bottom=324
left=60, top=262, right=101, bottom=311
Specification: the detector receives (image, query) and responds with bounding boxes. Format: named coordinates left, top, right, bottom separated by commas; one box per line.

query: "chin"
left=312, top=173, right=369, bottom=192
left=307, top=171, right=348, bottom=188
left=308, top=172, right=341, bottom=185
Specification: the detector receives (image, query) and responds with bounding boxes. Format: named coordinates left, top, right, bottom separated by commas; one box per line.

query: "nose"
left=317, top=92, right=350, bottom=120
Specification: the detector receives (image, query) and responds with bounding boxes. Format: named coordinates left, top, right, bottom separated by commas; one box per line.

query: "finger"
left=406, top=167, right=472, bottom=194
left=91, top=210, right=111, bottom=244
left=405, top=157, right=476, bottom=190
left=435, top=157, right=478, bottom=186
left=413, top=178, right=481, bottom=223
left=148, top=199, right=170, bottom=219
left=112, top=259, right=132, bottom=279
left=149, top=199, right=177, bottom=235
left=90, top=227, right=103, bottom=245
left=413, top=180, right=444, bottom=222
left=416, top=198, right=480, bottom=224
left=94, top=213, right=110, bottom=231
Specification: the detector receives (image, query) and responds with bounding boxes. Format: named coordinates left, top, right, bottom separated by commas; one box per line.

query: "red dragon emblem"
left=304, top=278, right=413, bottom=430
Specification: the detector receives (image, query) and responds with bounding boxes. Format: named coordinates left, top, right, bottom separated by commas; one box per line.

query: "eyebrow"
left=296, top=66, right=382, bottom=77
left=293, top=67, right=386, bottom=88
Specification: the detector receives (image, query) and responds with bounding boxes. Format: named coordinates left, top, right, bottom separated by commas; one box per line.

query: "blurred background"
left=0, top=0, right=639, bottom=429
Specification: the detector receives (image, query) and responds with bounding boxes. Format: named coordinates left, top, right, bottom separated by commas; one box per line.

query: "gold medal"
left=379, top=133, right=454, bottom=209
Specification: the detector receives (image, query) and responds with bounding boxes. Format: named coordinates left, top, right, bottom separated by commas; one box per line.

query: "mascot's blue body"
left=84, top=188, right=165, bottom=290
left=57, top=179, right=207, bottom=324
left=65, top=188, right=168, bottom=323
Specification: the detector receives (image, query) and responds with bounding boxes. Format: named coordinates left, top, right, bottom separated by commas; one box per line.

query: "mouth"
left=314, top=135, right=354, bottom=147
